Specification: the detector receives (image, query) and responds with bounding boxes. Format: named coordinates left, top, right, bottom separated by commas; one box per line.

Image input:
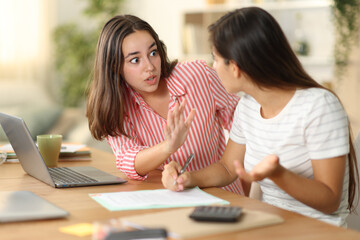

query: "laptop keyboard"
left=48, top=167, right=99, bottom=184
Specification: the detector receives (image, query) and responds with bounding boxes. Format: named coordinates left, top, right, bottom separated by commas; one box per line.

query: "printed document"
left=89, top=187, right=229, bottom=211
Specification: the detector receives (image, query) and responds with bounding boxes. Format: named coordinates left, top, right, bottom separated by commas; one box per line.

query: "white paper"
left=60, top=144, right=86, bottom=153
left=0, top=144, right=13, bottom=151
left=0, top=143, right=86, bottom=153
left=89, top=187, right=229, bottom=211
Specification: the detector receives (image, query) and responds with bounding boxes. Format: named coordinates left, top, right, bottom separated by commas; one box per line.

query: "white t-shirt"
left=230, top=88, right=350, bottom=226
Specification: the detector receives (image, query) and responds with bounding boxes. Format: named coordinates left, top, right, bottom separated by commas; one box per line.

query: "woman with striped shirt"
left=86, top=15, right=244, bottom=195
left=162, top=7, right=358, bottom=226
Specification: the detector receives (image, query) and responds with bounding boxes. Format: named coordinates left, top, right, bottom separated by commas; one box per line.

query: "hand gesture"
left=163, top=99, right=196, bottom=154
left=162, top=161, right=191, bottom=191
left=234, top=154, right=280, bottom=182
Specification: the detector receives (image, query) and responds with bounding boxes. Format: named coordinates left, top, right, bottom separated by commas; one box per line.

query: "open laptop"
left=0, top=112, right=127, bottom=188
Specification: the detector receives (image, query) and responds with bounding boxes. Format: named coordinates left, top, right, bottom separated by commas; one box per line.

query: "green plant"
left=332, top=0, right=360, bottom=81
left=53, top=0, right=124, bottom=107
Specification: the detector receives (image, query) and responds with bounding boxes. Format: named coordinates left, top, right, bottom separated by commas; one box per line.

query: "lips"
left=145, top=75, right=157, bottom=85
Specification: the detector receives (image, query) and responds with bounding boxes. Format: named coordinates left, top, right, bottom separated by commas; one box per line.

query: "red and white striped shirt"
left=107, top=60, right=243, bottom=195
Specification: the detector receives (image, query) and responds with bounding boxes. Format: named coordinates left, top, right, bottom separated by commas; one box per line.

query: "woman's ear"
left=229, top=60, right=242, bottom=78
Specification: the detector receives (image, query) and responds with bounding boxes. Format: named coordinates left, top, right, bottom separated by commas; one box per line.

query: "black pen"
left=173, top=153, right=194, bottom=185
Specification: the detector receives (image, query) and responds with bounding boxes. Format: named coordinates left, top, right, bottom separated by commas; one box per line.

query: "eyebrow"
left=124, top=42, right=157, bottom=59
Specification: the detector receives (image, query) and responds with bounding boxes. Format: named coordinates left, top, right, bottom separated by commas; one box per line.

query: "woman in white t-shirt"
left=161, top=7, right=358, bottom=227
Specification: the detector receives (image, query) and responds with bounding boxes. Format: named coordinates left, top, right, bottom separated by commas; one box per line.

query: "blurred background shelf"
left=181, top=0, right=334, bottom=83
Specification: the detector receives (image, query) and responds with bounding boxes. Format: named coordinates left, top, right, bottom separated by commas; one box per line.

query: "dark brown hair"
left=209, top=7, right=358, bottom=212
left=86, top=15, right=177, bottom=140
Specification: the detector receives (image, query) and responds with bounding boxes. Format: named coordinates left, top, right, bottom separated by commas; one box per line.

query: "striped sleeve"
left=106, top=117, right=148, bottom=180
left=206, top=63, right=239, bottom=131
left=304, top=90, right=349, bottom=159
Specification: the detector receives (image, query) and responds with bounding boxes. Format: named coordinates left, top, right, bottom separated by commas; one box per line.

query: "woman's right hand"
left=162, top=161, right=191, bottom=191
left=163, top=99, right=196, bottom=154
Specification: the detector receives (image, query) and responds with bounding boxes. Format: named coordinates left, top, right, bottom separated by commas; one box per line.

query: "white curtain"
left=0, top=0, right=52, bottom=83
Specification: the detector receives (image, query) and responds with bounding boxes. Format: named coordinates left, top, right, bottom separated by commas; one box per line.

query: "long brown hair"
left=86, top=15, right=177, bottom=140
left=209, top=7, right=359, bottom=211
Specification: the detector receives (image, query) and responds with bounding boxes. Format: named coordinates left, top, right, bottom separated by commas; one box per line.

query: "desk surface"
left=0, top=148, right=359, bottom=240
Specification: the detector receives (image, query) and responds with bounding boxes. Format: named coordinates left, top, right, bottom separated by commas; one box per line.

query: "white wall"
left=53, top=0, right=88, bottom=27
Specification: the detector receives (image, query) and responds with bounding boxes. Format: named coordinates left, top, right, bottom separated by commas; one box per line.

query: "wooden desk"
left=0, top=148, right=359, bottom=240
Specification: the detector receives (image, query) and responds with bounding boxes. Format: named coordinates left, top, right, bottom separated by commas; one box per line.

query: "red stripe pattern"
left=107, top=60, right=243, bottom=194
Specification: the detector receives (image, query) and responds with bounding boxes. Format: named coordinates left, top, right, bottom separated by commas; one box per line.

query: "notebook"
left=0, top=191, right=68, bottom=222
left=0, top=112, right=127, bottom=188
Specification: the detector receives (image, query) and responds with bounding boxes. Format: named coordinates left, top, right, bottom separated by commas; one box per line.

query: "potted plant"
left=53, top=0, right=124, bottom=107
left=332, top=0, right=360, bottom=81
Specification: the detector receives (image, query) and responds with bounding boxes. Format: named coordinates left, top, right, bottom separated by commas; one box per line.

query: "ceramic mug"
left=37, top=134, right=62, bottom=168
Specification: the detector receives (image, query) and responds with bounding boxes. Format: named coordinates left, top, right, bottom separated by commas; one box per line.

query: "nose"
left=145, top=57, right=155, bottom=72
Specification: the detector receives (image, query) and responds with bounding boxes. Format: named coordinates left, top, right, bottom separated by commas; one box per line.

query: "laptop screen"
left=0, top=112, right=55, bottom=186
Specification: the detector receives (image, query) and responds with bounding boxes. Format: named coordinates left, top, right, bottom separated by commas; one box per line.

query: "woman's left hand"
left=234, top=154, right=281, bottom=182
left=163, top=99, right=196, bottom=154
left=162, top=161, right=191, bottom=191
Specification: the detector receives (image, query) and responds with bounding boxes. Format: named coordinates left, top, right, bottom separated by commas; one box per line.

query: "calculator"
left=189, top=206, right=242, bottom=222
